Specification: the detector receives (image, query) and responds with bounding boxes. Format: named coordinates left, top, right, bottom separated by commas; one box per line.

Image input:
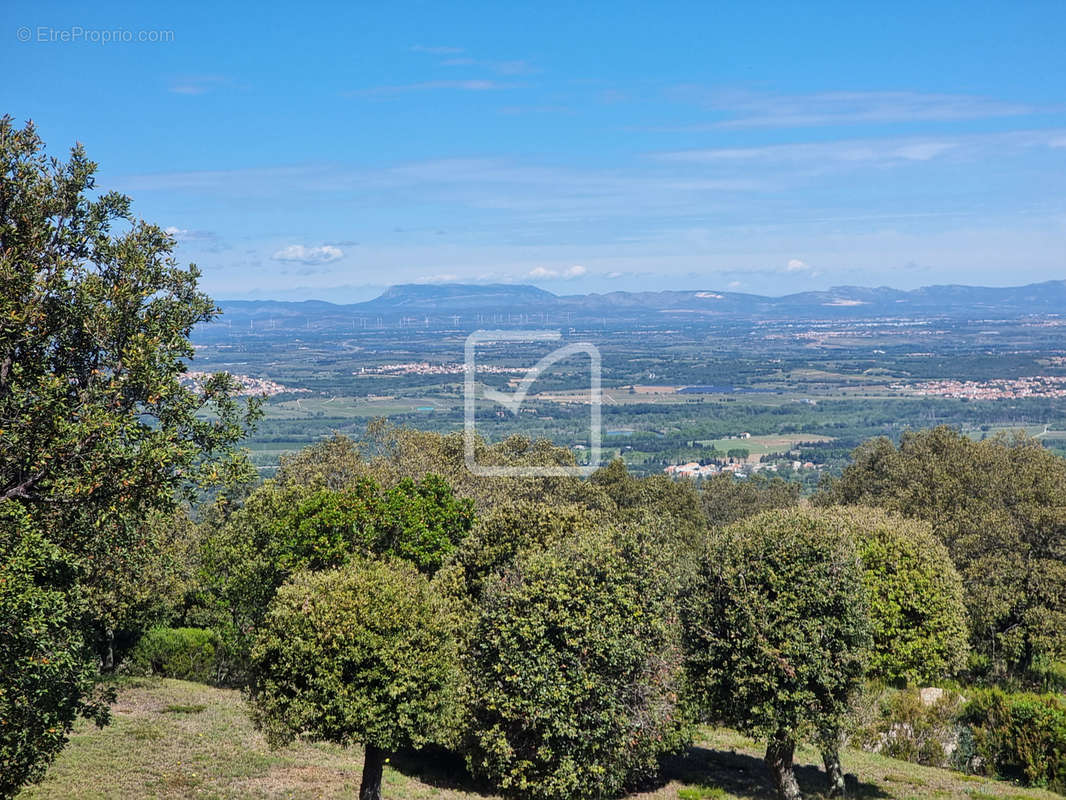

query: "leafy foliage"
left=126, top=627, right=223, bottom=684
left=848, top=686, right=966, bottom=768
left=682, top=508, right=871, bottom=741
left=823, top=426, right=1066, bottom=674
left=590, top=458, right=704, bottom=530
left=681, top=508, right=871, bottom=799
left=0, top=117, right=255, bottom=794
left=197, top=473, right=473, bottom=675
left=698, top=472, right=800, bottom=527
left=0, top=508, right=110, bottom=798
left=960, top=689, right=1066, bottom=791
left=248, top=558, right=458, bottom=800
left=825, top=506, right=969, bottom=685
left=0, top=115, right=258, bottom=570
left=465, top=525, right=690, bottom=800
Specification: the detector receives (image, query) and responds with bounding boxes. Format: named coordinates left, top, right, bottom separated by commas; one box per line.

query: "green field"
left=696, top=434, right=836, bottom=461
left=262, top=395, right=459, bottom=420
left=19, top=679, right=1061, bottom=800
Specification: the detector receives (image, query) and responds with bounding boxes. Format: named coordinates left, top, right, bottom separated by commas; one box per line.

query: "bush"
left=0, top=512, right=110, bottom=798
left=196, top=473, right=473, bottom=678
left=464, top=526, right=689, bottom=800
left=848, top=686, right=965, bottom=768
left=126, top=627, right=223, bottom=684
left=823, top=507, right=969, bottom=685
left=681, top=508, right=871, bottom=800
left=248, top=558, right=458, bottom=800
left=822, top=427, right=1066, bottom=675
left=698, top=472, right=799, bottom=528
left=960, top=689, right=1066, bottom=791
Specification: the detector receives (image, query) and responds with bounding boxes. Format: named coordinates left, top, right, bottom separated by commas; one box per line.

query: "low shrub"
left=848, top=686, right=965, bottom=768
left=960, top=689, right=1066, bottom=791
left=1030, top=659, right=1066, bottom=694
left=126, top=627, right=223, bottom=685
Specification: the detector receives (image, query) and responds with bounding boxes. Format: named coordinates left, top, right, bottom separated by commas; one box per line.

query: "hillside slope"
left=18, top=679, right=1061, bottom=800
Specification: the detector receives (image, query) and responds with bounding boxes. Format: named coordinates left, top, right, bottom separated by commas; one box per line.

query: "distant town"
left=182, top=370, right=311, bottom=397
left=899, top=376, right=1066, bottom=400
left=357, top=361, right=519, bottom=376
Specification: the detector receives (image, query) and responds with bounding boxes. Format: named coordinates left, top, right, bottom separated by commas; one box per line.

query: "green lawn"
left=17, top=679, right=1062, bottom=800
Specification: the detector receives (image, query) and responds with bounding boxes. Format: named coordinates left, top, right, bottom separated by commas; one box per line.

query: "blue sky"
left=4, top=1, right=1065, bottom=300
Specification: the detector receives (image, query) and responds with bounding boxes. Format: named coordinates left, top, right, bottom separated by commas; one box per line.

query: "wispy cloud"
left=652, top=129, right=1066, bottom=168
left=440, top=57, right=538, bottom=75
left=115, top=127, right=1066, bottom=259
left=115, top=158, right=766, bottom=219
left=498, top=105, right=571, bottom=115
left=662, top=88, right=1043, bottom=129
left=410, top=44, right=465, bottom=55
left=271, top=244, right=344, bottom=265
left=164, top=225, right=228, bottom=252
left=165, top=225, right=219, bottom=241
left=168, top=75, right=233, bottom=95
left=349, top=80, right=523, bottom=96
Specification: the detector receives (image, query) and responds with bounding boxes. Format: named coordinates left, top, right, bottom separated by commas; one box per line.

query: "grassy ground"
left=18, top=679, right=1062, bottom=800
left=695, top=434, right=836, bottom=462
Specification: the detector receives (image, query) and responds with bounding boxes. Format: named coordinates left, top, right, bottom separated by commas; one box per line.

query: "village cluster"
left=356, top=362, right=518, bottom=376
left=899, top=376, right=1066, bottom=400
left=182, top=370, right=310, bottom=397
left=665, top=459, right=820, bottom=480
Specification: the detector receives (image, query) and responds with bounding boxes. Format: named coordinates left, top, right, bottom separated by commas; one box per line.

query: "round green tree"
left=464, top=525, right=690, bottom=800
left=681, top=508, right=872, bottom=800
left=825, top=506, right=969, bottom=685
left=197, top=471, right=472, bottom=675
left=247, top=558, right=458, bottom=800
left=821, top=426, right=1066, bottom=675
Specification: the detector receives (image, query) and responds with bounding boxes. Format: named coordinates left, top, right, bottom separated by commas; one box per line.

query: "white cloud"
left=163, top=226, right=223, bottom=247
left=664, top=88, right=1040, bottom=129
left=786, top=258, right=811, bottom=272
left=271, top=244, right=344, bottom=265
left=529, top=265, right=587, bottom=280
left=417, top=273, right=459, bottom=283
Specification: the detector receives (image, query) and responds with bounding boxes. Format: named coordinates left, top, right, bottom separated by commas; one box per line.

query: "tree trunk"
left=103, top=628, right=115, bottom=672
left=765, top=732, right=803, bottom=800
left=821, top=743, right=846, bottom=797
left=359, top=744, right=386, bottom=800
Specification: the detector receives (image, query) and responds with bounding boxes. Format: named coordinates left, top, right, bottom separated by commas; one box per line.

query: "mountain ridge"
left=209, top=279, right=1066, bottom=329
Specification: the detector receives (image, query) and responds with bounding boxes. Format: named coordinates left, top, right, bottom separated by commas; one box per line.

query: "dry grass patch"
left=17, top=679, right=1064, bottom=800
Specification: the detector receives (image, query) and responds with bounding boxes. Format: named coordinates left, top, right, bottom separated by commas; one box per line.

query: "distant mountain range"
left=209, top=280, right=1066, bottom=332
